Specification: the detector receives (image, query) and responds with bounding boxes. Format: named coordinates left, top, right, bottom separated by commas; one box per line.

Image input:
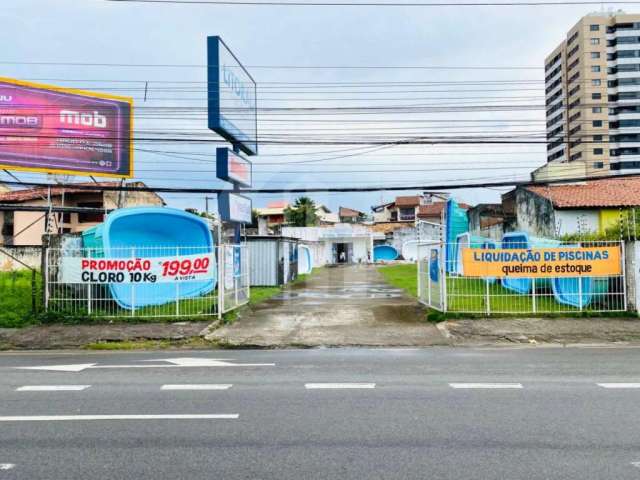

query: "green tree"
left=285, top=197, right=318, bottom=227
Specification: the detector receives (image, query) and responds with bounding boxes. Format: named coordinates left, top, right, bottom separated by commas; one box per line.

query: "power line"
left=102, top=0, right=640, bottom=7
left=2, top=172, right=640, bottom=194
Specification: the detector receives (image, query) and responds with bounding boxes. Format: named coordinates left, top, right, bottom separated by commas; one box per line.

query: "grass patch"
left=378, top=263, right=632, bottom=319
left=84, top=336, right=214, bottom=350
left=0, top=270, right=41, bottom=328
left=378, top=264, right=419, bottom=298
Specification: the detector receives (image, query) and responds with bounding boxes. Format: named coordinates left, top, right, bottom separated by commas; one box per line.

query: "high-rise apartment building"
left=539, top=11, right=640, bottom=181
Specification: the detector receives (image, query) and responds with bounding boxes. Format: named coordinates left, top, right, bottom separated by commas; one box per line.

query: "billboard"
left=208, top=37, right=258, bottom=156
left=218, top=192, right=252, bottom=224
left=0, top=77, right=133, bottom=178
left=216, top=147, right=252, bottom=187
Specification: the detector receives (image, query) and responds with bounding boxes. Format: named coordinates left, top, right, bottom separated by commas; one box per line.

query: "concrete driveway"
left=207, top=264, right=447, bottom=347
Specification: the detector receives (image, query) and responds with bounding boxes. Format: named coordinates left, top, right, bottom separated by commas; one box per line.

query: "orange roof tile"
left=525, top=177, right=640, bottom=208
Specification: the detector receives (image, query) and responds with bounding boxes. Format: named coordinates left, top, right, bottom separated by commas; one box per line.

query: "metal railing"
left=417, top=241, right=626, bottom=314
left=44, top=244, right=249, bottom=319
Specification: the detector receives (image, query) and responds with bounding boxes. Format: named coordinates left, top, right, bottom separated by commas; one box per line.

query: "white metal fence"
left=45, top=244, right=249, bottom=319
left=417, top=241, right=627, bottom=314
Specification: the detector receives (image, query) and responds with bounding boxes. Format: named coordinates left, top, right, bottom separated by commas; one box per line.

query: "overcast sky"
left=0, top=0, right=628, bottom=214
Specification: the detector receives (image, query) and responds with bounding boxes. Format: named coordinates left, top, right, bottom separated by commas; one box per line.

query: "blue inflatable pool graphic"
left=500, top=232, right=560, bottom=294
left=82, top=207, right=216, bottom=310
left=373, top=245, right=399, bottom=262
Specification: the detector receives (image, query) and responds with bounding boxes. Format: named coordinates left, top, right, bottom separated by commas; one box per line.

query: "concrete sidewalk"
left=441, top=317, right=640, bottom=345
left=0, top=321, right=210, bottom=350
left=207, top=264, right=446, bottom=347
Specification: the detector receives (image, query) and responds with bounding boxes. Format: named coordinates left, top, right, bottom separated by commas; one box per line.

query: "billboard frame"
left=0, top=76, right=134, bottom=179
left=207, top=36, right=258, bottom=156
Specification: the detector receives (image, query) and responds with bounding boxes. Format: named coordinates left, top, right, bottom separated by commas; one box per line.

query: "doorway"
left=334, top=242, right=353, bottom=264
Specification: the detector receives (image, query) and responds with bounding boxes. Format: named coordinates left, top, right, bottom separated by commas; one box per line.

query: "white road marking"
left=0, top=414, right=238, bottom=422
left=0, top=464, right=15, bottom=471
left=18, top=364, right=96, bottom=372
left=161, top=384, right=232, bottom=391
left=449, top=383, right=523, bottom=389
left=305, top=383, right=376, bottom=389
left=16, top=385, right=90, bottom=392
left=597, top=383, right=640, bottom=389
left=632, top=461, right=640, bottom=468
left=16, top=358, right=275, bottom=372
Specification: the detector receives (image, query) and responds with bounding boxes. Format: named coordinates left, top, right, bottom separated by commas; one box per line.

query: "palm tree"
left=285, top=196, right=318, bottom=227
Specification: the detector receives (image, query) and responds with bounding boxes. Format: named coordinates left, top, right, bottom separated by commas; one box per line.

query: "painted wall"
left=554, top=209, right=599, bottom=236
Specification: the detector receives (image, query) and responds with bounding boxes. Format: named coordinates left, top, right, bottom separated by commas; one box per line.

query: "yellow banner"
left=461, top=247, right=621, bottom=278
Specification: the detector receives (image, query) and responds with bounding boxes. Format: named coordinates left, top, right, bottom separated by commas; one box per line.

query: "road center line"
left=161, top=384, right=232, bottom=390
left=0, top=464, right=15, bottom=471
left=0, top=414, right=239, bottom=422
left=305, top=383, right=376, bottom=389
left=597, top=383, right=640, bottom=389
left=449, top=383, right=523, bottom=389
left=16, top=385, right=91, bottom=392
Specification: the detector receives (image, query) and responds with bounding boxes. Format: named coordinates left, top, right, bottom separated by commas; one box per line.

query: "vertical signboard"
left=0, top=77, right=133, bottom=177
left=218, top=192, right=252, bottom=224
left=208, top=37, right=258, bottom=156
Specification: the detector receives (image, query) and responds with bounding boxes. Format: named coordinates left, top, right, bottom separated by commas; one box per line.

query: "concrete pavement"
left=2, top=347, right=640, bottom=479
left=208, top=264, right=446, bottom=347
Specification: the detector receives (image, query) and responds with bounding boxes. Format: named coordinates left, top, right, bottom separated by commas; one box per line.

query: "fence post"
left=43, top=247, right=49, bottom=311
left=31, top=269, right=37, bottom=314
left=622, top=240, right=628, bottom=311
left=578, top=276, right=583, bottom=311
left=441, top=244, right=448, bottom=313
left=217, top=245, right=224, bottom=320
left=130, top=247, right=135, bottom=317
left=175, top=247, right=180, bottom=317
left=417, top=245, right=422, bottom=302
left=531, top=277, right=536, bottom=314
left=485, top=279, right=490, bottom=316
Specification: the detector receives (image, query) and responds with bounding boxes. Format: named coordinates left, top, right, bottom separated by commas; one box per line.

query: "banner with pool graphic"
left=461, top=246, right=622, bottom=278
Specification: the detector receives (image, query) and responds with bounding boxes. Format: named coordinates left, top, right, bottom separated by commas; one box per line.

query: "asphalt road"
left=1, top=347, right=640, bottom=479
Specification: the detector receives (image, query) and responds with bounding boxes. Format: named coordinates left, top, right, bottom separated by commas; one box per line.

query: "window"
left=591, top=52, right=600, bottom=59
left=590, top=38, right=600, bottom=45
left=570, top=152, right=583, bottom=161
left=590, top=24, right=600, bottom=31
left=591, top=65, right=601, bottom=72
left=592, top=79, right=601, bottom=86
left=592, top=106, right=602, bottom=113
left=593, top=135, right=603, bottom=141
left=594, top=148, right=603, bottom=155
left=593, top=162, right=604, bottom=169
left=592, top=93, right=601, bottom=100
left=593, top=120, right=603, bottom=127
left=77, top=202, right=104, bottom=223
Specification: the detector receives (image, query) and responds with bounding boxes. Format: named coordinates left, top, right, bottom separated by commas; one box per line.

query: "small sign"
left=216, top=148, right=252, bottom=187
left=218, top=192, right=252, bottom=224
left=461, top=246, right=621, bottom=278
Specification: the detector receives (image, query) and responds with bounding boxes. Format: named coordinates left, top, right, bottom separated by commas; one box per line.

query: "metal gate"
left=417, top=240, right=627, bottom=314
left=417, top=242, right=446, bottom=311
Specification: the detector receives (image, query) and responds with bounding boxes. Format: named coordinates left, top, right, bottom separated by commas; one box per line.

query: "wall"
left=0, top=246, right=42, bottom=271
left=514, top=189, right=556, bottom=237
left=599, top=209, right=622, bottom=232
left=554, top=209, right=599, bottom=236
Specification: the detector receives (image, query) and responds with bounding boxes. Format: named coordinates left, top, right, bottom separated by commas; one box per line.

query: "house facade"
left=0, top=182, right=164, bottom=246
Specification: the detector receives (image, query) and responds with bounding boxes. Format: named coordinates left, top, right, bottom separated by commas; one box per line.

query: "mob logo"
left=0, top=95, right=13, bottom=102
left=59, top=110, right=107, bottom=128
left=0, top=114, right=41, bottom=128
